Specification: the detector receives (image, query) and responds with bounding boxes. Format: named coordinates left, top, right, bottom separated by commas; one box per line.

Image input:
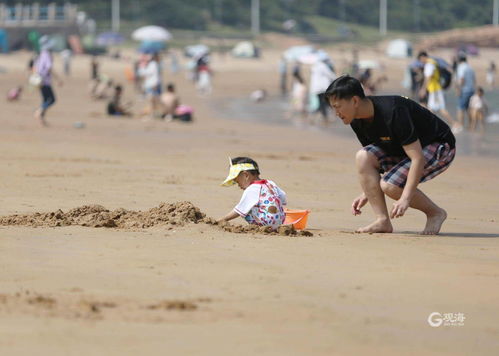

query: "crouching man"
left=325, top=75, right=456, bottom=235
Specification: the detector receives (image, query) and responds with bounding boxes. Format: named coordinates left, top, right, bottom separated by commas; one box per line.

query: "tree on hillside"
left=10, top=0, right=495, bottom=33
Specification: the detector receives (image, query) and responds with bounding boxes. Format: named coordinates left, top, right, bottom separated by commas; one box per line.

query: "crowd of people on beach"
left=274, top=47, right=494, bottom=135
left=278, top=51, right=390, bottom=126
left=409, top=50, right=492, bottom=134
left=5, top=35, right=498, bottom=236
left=15, top=36, right=203, bottom=126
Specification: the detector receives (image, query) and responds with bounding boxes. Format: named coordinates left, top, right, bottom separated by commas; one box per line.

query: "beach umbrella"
left=283, top=45, right=314, bottom=62
left=132, top=26, right=172, bottom=42
left=184, top=44, right=209, bottom=58
left=96, top=32, right=125, bottom=47
left=138, top=41, right=166, bottom=54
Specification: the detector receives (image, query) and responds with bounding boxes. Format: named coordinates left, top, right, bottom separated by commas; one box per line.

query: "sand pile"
left=204, top=218, right=313, bottom=236
left=0, top=201, right=205, bottom=228
left=0, top=202, right=313, bottom=236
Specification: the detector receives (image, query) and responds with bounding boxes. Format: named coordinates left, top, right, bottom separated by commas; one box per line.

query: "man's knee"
left=355, top=149, right=379, bottom=172
left=380, top=180, right=402, bottom=195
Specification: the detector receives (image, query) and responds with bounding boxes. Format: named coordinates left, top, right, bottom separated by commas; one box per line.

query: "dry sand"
left=0, top=40, right=498, bottom=355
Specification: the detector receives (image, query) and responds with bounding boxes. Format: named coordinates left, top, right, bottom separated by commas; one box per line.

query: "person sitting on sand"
left=107, top=85, right=132, bottom=117
left=7, top=86, right=22, bottom=101
left=160, top=83, right=180, bottom=120
left=325, top=75, right=456, bottom=235
left=217, top=157, right=287, bottom=230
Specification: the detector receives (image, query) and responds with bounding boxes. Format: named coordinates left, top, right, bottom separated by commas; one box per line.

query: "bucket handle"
left=286, top=210, right=310, bottom=225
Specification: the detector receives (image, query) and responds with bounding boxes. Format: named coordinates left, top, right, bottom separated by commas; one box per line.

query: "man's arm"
left=390, top=139, right=425, bottom=218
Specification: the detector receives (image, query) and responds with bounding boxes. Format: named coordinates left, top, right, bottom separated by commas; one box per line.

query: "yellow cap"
left=221, top=162, right=256, bottom=186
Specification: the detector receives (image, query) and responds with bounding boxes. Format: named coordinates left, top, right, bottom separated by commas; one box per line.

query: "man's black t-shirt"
left=350, top=96, right=456, bottom=156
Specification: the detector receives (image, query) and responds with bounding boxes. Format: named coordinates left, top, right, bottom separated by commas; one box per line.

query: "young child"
left=160, top=83, right=180, bottom=120
left=469, top=87, right=488, bottom=133
left=218, top=157, right=287, bottom=230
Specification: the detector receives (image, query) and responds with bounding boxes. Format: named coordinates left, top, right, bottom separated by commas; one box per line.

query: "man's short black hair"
left=323, top=75, right=366, bottom=102
left=231, top=157, right=260, bottom=175
left=417, top=51, right=428, bottom=59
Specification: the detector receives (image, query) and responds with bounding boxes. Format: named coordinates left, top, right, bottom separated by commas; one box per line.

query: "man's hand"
left=391, top=198, right=410, bottom=218
left=351, top=194, right=368, bottom=216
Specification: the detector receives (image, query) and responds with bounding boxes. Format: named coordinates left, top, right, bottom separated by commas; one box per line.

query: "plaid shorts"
left=364, top=142, right=456, bottom=188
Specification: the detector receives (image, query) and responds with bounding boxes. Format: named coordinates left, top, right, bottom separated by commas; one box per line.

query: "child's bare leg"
left=355, top=150, right=393, bottom=233
left=477, top=111, right=485, bottom=134
left=380, top=181, right=447, bottom=235
left=469, top=110, right=476, bottom=131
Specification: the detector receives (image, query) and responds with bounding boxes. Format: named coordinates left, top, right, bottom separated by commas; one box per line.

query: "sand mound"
left=203, top=218, right=313, bottom=236
left=0, top=202, right=313, bottom=236
left=0, top=201, right=205, bottom=228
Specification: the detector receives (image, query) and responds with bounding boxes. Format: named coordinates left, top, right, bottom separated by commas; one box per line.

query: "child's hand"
left=351, top=194, right=368, bottom=216
left=218, top=210, right=239, bottom=223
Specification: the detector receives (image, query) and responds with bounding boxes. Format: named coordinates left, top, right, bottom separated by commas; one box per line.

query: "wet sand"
left=0, top=42, right=498, bottom=355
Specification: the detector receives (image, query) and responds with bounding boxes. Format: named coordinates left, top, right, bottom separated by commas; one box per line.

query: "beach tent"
left=231, top=41, right=258, bottom=58
left=386, top=39, right=412, bottom=58
left=0, top=29, right=8, bottom=53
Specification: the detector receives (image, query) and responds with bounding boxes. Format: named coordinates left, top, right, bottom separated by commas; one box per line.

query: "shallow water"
left=213, top=89, right=499, bottom=160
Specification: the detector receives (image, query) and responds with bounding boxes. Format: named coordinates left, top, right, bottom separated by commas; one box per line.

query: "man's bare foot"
left=422, top=208, right=447, bottom=235
left=356, top=218, right=393, bottom=233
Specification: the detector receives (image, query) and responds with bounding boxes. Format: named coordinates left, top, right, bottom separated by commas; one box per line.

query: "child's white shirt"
left=469, top=94, right=486, bottom=110
left=234, top=180, right=287, bottom=217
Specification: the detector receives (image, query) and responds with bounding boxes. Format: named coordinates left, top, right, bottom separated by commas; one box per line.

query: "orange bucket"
left=284, top=209, right=310, bottom=230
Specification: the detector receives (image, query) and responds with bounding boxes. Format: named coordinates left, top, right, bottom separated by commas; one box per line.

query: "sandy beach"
left=0, top=40, right=498, bottom=355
